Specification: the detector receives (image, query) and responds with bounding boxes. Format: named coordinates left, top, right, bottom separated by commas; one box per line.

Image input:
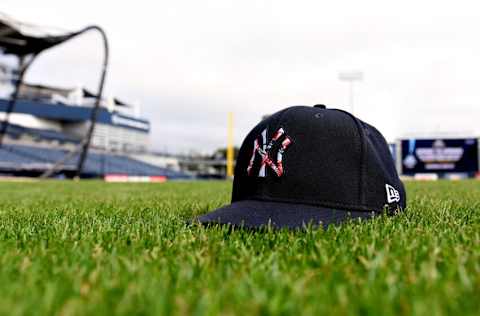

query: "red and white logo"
left=247, top=127, right=292, bottom=177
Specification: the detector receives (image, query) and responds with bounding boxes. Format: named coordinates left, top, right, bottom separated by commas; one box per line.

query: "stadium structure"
left=2, top=13, right=476, bottom=181
left=0, top=13, right=189, bottom=180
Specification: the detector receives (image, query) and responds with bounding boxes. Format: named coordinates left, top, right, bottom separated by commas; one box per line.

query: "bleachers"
left=0, top=147, right=39, bottom=167
left=0, top=144, right=191, bottom=179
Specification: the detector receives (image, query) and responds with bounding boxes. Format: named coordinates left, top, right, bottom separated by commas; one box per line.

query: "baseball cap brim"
left=195, top=200, right=376, bottom=230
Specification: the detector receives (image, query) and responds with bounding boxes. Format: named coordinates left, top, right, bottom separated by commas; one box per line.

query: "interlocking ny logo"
left=247, top=127, right=292, bottom=177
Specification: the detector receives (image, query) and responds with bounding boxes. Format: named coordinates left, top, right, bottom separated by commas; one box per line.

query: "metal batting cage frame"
left=0, top=12, right=109, bottom=178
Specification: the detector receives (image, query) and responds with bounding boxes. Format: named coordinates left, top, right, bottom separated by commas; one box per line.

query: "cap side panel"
left=362, top=122, right=406, bottom=211
left=331, top=109, right=367, bottom=206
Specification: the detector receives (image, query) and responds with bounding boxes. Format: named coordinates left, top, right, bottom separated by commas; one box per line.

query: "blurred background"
left=1, top=0, right=480, bottom=180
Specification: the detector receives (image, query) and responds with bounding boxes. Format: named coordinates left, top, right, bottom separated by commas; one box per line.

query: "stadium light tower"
left=338, top=71, right=363, bottom=114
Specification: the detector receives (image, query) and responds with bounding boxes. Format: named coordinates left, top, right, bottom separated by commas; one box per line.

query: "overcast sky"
left=3, top=0, right=480, bottom=153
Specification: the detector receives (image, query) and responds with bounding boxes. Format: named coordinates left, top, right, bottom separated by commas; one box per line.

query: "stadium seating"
left=0, top=143, right=191, bottom=179
left=0, top=147, right=39, bottom=166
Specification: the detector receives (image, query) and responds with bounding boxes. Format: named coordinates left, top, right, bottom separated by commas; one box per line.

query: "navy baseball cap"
left=197, top=105, right=406, bottom=229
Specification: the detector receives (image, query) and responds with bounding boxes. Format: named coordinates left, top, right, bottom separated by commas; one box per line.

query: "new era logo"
left=385, top=184, right=400, bottom=203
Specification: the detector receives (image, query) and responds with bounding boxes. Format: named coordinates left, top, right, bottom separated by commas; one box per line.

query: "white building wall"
left=0, top=110, right=150, bottom=153
left=91, top=123, right=149, bottom=152
left=131, top=154, right=180, bottom=171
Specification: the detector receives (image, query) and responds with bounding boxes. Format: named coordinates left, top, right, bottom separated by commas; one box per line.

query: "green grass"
left=0, top=180, right=478, bottom=316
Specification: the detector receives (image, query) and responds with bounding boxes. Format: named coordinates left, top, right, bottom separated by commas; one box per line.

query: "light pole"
left=338, top=71, right=363, bottom=114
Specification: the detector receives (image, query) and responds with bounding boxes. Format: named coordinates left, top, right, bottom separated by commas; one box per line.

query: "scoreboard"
left=400, top=138, right=479, bottom=174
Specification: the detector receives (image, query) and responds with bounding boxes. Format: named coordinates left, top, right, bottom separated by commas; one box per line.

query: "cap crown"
left=232, top=106, right=405, bottom=212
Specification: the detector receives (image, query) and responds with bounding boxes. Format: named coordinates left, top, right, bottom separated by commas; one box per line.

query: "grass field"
left=0, top=180, right=479, bottom=316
